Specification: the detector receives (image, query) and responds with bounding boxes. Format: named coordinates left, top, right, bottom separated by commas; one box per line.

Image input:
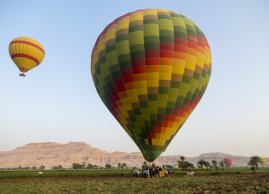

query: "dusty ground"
left=0, top=174, right=269, bottom=193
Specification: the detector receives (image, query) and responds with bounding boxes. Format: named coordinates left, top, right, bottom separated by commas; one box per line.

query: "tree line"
left=0, top=156, right=266, bottom=170
left=177, top=155, right=266, bottom=171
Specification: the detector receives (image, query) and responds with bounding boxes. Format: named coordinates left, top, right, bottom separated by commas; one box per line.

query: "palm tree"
left=185, top=161, right=194, bottom=169
left=211, top=160, right=218, bottom=171
left=197, top=159, right=204, bottom=169
left=219, top=161, right=224, bottom=171
left=177, top=156, right=187, bottom=171
left=204, top=161, right=211, bottom=171
left=39, top=165, right=45, bottom=170
left=87, top=163, right=93, bottom=169
left=121, top=163, right=127, bottom=169
left=117, top=163, right=122, bottom=169
left=180, top=156, right=186, bottom=162
left=248, top=159, right=257, bottom=171
left=57, top=164, right=63, bottom=169
left=248, top=156, right=261, bottom=170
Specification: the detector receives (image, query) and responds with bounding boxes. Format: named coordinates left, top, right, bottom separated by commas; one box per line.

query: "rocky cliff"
left=0, top=142, right=267, bottom=169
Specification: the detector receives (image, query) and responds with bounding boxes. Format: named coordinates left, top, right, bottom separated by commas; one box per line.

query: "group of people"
left=131, top=163, right=196, bottom=178
left=132, top=163, right=174, bottom=178
left=142, top=164, right=161, bottom=177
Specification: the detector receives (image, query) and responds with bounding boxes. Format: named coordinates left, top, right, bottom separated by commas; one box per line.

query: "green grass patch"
left=0, top=169, right=131, bottom=179
left=1, top=167, right=269, bottom=179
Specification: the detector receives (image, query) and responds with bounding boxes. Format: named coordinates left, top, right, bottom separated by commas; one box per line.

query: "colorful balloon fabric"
left=260, top=157, right=267, bottom=165
left=223, top=158, right=233, bottom=167
left=91, top=9, right=212, bottom=162
left=9, top=36, right=45, bottom=75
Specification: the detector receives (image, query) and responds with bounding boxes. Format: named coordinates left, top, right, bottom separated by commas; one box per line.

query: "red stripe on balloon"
left=174, top=45, right=188, bottom=52
left=114, top=79, right=125, bottom=93
left=160, top=43, right=174, bottom=51
left=122, top=75, right=134, bottom=83
left=133, top=64, right=146, bottom=74
left=10, top=40, right=45, bottom=54
left=160, top=50, right=174, bottom=58
left=11, top=53, right=40, bottom=65
left=132, top=58, right=146, bottom=74
left=175, top=37, right=187, bottom=45
left=145, top=50, right=160, bottom=57
left=19, top=67, right=28, bottom=73
left=145, top=57, right=160, bottom=65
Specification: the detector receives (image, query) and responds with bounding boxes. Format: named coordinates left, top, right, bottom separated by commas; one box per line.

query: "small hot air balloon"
left=9, top=36, right=45, bottom=76
left=223, top=157, right=233, bottom=167
left=260, top=157, right=267, bottom=167
left=91, top=9, right=212, bottom=162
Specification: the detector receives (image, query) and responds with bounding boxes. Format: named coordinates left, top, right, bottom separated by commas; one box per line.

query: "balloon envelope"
left=9, top=36, right=45, bottom=75
left=223, top=157, right=233, bottom=167
left=260, top=157, right=267, bottom=164
left=91, top=9, right=212, bottom=161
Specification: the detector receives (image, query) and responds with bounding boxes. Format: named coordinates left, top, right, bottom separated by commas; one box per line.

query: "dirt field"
left=0, top=174, right=269, bottom=193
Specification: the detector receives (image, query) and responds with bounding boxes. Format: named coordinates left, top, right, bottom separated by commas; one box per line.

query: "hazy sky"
left=1, top=0, right=268, bottom=157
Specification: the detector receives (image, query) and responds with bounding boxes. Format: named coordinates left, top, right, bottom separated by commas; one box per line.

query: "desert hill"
left=0, top=142, right=268, bottom=169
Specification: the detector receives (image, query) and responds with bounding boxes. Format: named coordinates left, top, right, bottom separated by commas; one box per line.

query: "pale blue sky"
left=1, top=0, right=268, bottom=157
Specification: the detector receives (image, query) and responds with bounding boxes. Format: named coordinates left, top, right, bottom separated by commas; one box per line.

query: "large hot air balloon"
left=91, top=9, right=212, bottom=162
left=223, top=157, right=233, bottom=167
left=9, top=36, right=45, bottom=76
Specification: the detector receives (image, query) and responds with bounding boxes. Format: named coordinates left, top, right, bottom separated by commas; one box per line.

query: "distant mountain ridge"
left=0, top=142, right=268, bottom=168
